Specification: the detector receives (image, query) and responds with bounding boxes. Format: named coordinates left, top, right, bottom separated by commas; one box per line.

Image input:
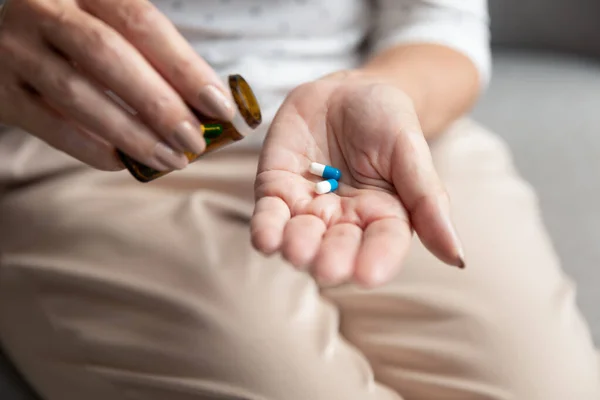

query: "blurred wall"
left=489, top=0, right=600, bottom=57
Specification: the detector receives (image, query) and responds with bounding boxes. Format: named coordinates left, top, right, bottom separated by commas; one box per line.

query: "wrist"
left=322, top=65, right=421, bottom=104
left=350, top=67, right=426, bottom=125
left=321, top=68, right=394, bottom=85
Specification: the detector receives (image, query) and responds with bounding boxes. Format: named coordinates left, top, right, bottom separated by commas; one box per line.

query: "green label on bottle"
left=203, top=124, right=224, bottom=144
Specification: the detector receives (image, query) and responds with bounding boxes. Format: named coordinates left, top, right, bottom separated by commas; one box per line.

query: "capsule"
left=315, top=179, right=339, bottom=195
left=309, top=162, right=341, bottom=181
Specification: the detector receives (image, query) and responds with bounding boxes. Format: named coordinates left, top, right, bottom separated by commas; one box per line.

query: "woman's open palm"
left=252, top=74, right=464, bottom=287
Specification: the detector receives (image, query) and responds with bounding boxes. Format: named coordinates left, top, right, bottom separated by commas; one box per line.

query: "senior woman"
left=0, top=0, right=598, bottom=399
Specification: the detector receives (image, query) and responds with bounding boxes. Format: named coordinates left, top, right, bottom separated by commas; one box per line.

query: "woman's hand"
left=0, top=0, right=233, bottom=171
left=252, top=71, right=465, bottom=288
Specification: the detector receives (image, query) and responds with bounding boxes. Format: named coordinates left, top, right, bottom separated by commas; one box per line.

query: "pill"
left=309, top=162, right=342, bottom=181
left=315, top=179, right=339, bottom=195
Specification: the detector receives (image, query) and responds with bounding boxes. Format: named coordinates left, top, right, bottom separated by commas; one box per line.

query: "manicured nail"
left=153, top=142, right=188, bottom=170
left=444, top=213, right=466, bottom=269
left=433, top=194, right=466, bottom=269
left=107, top=154, right=126, bottom=171
left=144, top=157, right=169, bottom=172
left=456, top=250, right=466, bottom=269
left=450, top=226, right=465, bottom=269
left=172, top=120, right=206, bottom=154
left=197, top=85, right=235, bottom=121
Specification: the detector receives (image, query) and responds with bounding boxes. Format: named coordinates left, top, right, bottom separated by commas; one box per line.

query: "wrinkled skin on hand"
left=252, top=72, right=464, bottom=288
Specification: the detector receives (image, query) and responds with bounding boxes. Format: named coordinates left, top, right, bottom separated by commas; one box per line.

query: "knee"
left=0, top=266, right=356, bottom=400
left=453, top=280, right=600, bottom=399
left=60, top=270, right=386, bottom=400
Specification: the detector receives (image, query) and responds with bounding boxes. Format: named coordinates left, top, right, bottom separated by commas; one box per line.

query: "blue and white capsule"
left=309, top=162, right=342, bottom=181
left=315, top=179, right=339, bottom=195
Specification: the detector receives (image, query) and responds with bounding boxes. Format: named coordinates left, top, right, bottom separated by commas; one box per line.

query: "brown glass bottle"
left=118, top=74, right=262, bottom=183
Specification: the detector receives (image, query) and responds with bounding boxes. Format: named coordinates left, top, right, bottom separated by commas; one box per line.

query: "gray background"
left=473, top=0, right=600, bottom=344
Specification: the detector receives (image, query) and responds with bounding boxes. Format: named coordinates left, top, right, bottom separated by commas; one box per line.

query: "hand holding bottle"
left=0, top=0, right=233, bottom=171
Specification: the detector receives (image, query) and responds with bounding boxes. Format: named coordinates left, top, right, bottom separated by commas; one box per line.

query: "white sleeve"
left=371, top=0, right=492, bottom=86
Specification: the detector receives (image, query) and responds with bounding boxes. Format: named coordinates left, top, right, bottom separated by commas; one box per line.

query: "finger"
left=392, top=127, right=465, bottom=268
left=354, top=218, right=412, bottom=287
left=79, top=0, right=234, bottom=121
left=312, top=223, right=362, bottom=286
left=410, top=192, right=465, bottom=268
left=39, top=7, right=207, bottom=155
left=254, top=170, right=315, bottom=215
left=251, top=196, right=291, bottom=255
left=11, top=40, right=188, bottom=171
left=281, top=215, right=326, bottom=269
left=4, top=86, right=122, bottom=171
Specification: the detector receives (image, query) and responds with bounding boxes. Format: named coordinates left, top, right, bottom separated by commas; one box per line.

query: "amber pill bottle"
left=118, top=74, right=262, bottom=183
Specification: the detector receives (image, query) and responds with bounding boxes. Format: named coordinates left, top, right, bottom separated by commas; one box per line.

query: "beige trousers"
left=0, top=120, right=598, bottom=400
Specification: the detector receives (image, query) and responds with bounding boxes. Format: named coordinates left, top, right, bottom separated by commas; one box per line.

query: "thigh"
left=325, top=119, right=600, bottom=399
left=0, top=130, right=400, bottom=400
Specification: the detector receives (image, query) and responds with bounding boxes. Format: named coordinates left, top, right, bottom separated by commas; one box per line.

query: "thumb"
left=390, top=119, right=465, bottom=268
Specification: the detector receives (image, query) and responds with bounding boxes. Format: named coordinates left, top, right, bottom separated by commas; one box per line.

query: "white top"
left=151, top=0, right=491, bottom=146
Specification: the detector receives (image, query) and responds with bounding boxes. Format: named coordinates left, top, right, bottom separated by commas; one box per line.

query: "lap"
left=0, top=120, right=597, bottom=400
left=329, top=119, right=600, bottom=398
left=0, top=132, right=400, bottom=400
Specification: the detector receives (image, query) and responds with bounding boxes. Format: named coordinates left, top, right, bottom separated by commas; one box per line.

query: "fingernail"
left=197, top=85, right=235, bottom=121
left=144, top=158, right=169, bottom=172
left=456, top=250, right=466, bottom=269
left=433, top=193, right=466, bottom=269
left=444, top=214, right=466, bottom=269
left=172, top=120, right=206, bottom=154
left=107, top=154, right=126, bottom=171
left=450, top=227, right=466, bottom=269
left=153, top=142, right=189, bottom=170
